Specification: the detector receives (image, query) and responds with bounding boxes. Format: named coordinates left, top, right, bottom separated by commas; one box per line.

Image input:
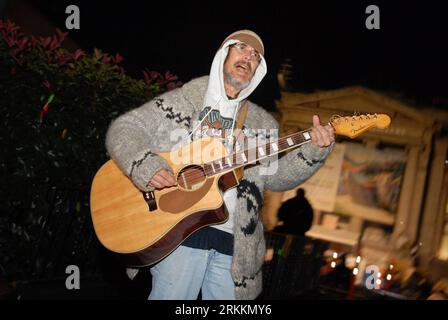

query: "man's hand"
left=148, top=169, right=177, bottom=189
left=310, top=115, right=335, bottom=147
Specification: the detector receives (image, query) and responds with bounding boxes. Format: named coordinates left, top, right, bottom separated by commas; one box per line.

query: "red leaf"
left=49, top=36, right=61, bottom=50
left=150, top=71, right=161, bottom=80
left=102, top=55, right=111, bottom=64
left=55, top=28, right=68, bottom=42
left=42, top=37, right=52, bottom=48
left=16, top=38, right=28, bottom=50
left=164, top=71, right=178, bottom=81
left=73, top=49, right=85, bottom=60
left=94, top=48, right=102, bottom=58
left=6, top=20, right=19, bottom=32
left=114, top=53, right=124, bottom=64
left=30, top=36, right=39, bottom=48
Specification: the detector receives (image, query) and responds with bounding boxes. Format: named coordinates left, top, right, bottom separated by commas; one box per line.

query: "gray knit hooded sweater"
left=105, top=78, right=333, bottom=299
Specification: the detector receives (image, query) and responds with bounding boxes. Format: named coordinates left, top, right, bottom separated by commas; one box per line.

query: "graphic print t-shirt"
left=192, top=104, right=240, bottom=235
left=196, top=106, right=238, bottom=150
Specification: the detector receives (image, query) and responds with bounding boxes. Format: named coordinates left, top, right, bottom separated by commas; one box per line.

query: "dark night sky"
left=24, top=1, right=448, bottom=111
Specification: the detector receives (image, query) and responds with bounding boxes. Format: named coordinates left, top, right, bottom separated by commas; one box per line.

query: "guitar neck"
left=203, top=129, right=313, bottom=177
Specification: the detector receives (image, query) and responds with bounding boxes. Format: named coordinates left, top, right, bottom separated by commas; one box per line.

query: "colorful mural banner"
left=284, top=142, right=406, bottom=224
left=335, top=142, right=406, bottom=222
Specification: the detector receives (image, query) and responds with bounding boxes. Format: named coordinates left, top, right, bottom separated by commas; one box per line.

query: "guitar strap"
left=234, top=100, right=248, bottom=131
left=231, top=100, right=248, bottom=180
left=231, top=100, right=248, bottom=150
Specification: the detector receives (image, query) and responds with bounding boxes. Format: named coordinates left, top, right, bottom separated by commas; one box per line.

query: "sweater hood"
left=203, top=39, right=267, bottom=108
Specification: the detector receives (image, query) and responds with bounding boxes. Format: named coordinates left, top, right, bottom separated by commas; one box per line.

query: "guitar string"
left=175, top=136, right=305, bottom=180
left=168, top=118, right=358, bottom=185
left=175, top=115, right=377, bottom=183
left=172, top=137, right=311, bottom=186
left=170, top=129, right=315, bottom=185
left=162, top=115, right=374, bottom=185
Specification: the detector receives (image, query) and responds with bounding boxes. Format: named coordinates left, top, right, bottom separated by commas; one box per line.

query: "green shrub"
left=0, top=19, right=181, bottom=281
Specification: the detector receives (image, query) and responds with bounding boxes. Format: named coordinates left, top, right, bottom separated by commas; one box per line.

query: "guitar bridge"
left=142, top=191, right=157, bottom=211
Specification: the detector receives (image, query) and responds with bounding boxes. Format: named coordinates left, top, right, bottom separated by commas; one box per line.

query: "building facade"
left=263, top=85, right=448, bottom=282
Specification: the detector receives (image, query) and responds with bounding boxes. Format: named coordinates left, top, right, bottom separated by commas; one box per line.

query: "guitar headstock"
left=330, top=113, right=391, bottom=138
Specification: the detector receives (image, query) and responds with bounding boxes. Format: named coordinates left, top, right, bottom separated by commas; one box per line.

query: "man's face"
left=223, top=42, right=261, bottom=92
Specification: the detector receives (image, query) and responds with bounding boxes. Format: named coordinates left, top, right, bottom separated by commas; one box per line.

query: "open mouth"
left=235, top=62, right=251, bottom=74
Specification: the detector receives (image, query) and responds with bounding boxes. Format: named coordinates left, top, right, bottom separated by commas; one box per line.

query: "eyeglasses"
left=230, top=42, right=261, bottom=62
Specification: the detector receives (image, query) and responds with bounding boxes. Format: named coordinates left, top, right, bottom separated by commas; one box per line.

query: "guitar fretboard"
left=203, top=129, right=313, bottom=177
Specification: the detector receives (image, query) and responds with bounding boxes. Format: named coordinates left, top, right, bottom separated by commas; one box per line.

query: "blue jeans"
left=148, top=245, right=235, bottom=300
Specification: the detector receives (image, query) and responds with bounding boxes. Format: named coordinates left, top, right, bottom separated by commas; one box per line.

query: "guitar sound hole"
left=177, top=165, right=206, bottom=191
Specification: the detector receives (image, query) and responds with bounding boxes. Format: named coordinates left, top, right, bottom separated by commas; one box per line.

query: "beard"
left=224, top=62, right=251, bottom=92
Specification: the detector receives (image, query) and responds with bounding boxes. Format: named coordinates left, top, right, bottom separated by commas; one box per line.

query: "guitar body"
left=90, top=137, right=241, bottom=267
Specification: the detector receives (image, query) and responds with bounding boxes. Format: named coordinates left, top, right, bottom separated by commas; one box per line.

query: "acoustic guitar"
left=90, top=113, right=391, bottom=266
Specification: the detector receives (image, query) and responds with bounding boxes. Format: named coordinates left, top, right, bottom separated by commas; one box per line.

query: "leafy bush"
left=0, top=19, right=181, bottom=281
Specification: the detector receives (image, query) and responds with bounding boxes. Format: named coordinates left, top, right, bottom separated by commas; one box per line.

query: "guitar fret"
left=206, top=130, right=315, bottom=176
left=200, top=115, right=389, bottom=178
